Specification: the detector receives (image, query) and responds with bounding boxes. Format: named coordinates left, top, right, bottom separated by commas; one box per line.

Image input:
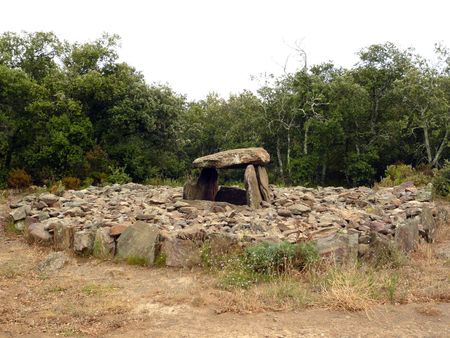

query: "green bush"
left=7, top=169, right=32, bottom=190
left=245, top=241, right=319, bottom=274
left=106, top=166, right=131, bottom=185
left=432, top=161, right=450, bottom=198
left=61, top=176, right=81, bottom=190
left=378, top=163, right=431, bottom=187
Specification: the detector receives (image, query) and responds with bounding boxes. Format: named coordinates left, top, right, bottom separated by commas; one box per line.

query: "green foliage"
left=245, top=241, right=319, bottom=274
left=125, top=256, right=147, bottom=266
left=378, top=164, right=432, bottom=187
left=7, top=169, right=32, bottom=189
left=432, top=161, right=450, bottom=198
left=61, top=176, right=81, bottom=190
left=106, top=166, right=131, bottom=185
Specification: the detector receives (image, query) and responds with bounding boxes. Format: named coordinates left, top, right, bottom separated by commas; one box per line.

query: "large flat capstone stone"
left=192, top=147, right=270, bottom=169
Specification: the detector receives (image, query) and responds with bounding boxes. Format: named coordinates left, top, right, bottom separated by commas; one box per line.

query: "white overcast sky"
left=1, top=0, right=449, bottom=100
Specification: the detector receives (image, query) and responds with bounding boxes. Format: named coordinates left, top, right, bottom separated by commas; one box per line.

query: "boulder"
left=192, top=147, right=270, bottom=169
left=36, top=252, right=69, bottom=275
left=315, top=232, right=359, bottom=264
left=93, top=227, right=115, bottom=259
left=39, top=193, right=59, bottom=207
left=395, top=218, right=419, bottom=252
left=73, top=229, right=96, bottom=255
left=116, top=221, right=160, bottom=266
left=256, top=166, right=272, bottom=202
left=53, top=222, right=74, bottom=251
left=110, top=224, right=129, bottom=237
left=419, top=207, right=436, bottom=243
left=161, top=237, right=202, bottom=267
left=27, top=223, right=52, bottom=245
left=9, top=205, right=30, bottom=221
left=183, top=168, right=218, bottom=201
left=244, top=165, right=262, bottom=209
left=288, top=203, right=311, bottom=215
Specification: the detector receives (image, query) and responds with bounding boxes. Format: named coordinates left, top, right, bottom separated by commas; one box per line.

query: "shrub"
left=432, top=161, right=450, bottom=198
left=245, top=241, right=319, bottom=274
left=378, top=163, right=431, bottom=187
left=106, top=166, right=132, bottom=185
left=61, top=176, right=81, bottom=190
left=6, top=169, right=32, bottom=190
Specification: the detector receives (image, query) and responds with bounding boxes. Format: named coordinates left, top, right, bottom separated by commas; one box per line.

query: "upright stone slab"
left=256, top=166, right=272, bottom=202
left=116, top=221, right=160, bottom=266
left=315, top=232, right=359, bottom=264
left=53, top=222, right=74, bottom=251
left=244, top=165, right=262, bottom=208
left=183, top=168, right=218, bottom=201
left=395, top=218, right=419, bottom=252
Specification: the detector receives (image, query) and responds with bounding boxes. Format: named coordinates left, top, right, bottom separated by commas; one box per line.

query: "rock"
left=39, top=193, right=59, bottom=207
left=36, top=252, right=69, bottom=274
left=256, top=166, right=272, bottom=202
left=315, top=232, right=359, bottom=264
left=215, top=186, right=247, bottom=205
left=27, top=223, right=52, bottom=245
left=395, top=218, right=419, bottom=252
left=416, top=185, right=432, bottom=202
left=110, top=224, right=129, bottom=237
left=9, top=205, right=29, bottom=221
left=161, top=237, right=202, bottom=267
left=277, top=208, right=293, bottom=217
left=116, top=221, right=160, bottom=266
left=244, top=165, right=262, bottom=209
left=183, top=168, right=218, bottom=201
left=53, top=222, right=74, bottom=251
left=192, top=147, right=270, bottom=169
left=73, top=229, right=96, bottom=255
left=289, top=203, right=311, bottom=215
left=419, top=207, right=436, bottom=243
left=93, top=227, right=115, bottom=259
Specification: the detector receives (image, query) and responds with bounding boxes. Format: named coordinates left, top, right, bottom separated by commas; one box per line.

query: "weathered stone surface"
left=192, top=147, right=270, bottom=169
left=116, top=221, right=160, bottom=266
left=419, top=207, right=436, bottom=243
left=110, top=224, right=129, bottom=237
left=36, top=252, right=69, bottom=274
left=244, top=165, right=262, bottom=209
left=315, top=232, right=359, bottom=264
left=9, top=205, right=29, bottom=221
left=39, top=193, right=59, bottom=207
left=215, top=186, right=247, bottom=205
left=161, top=237, right=202, bottom=267
left=289, top=203, right=311, bottom=215
left=256, top=166, right=272, bottom=202
left=183, top=168, right=218, bottom=201
left=27, top=223, right=52, bottom=245
left=395, top=218, right=419, bottom=252
left=93, top=227, right=115, bottom=258
left=73, top=229, right=96, bottom=255
left=53, top=222, right=74, bottom=251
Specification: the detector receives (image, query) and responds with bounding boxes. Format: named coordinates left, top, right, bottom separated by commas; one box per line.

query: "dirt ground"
left=1, top=203, right=450, bottom=337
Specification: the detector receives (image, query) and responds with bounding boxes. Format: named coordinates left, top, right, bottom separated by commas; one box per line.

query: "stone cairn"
left=183, top=147, right=272, bottom=208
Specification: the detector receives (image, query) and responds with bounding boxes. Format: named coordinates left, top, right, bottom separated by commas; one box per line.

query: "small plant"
left=432, top=161, right=450, bottom=199
left=126, top=255, right=147, bottom=266
left=384, top=273, right=399, bottom=302
left=378, top=163, right=432, bottom=187
left=61, top=176, right=81, bottom=190
left=7, top=169, right=32, bottom=190
left=154, top=253, right=167, bottom=267
left=107, top=166, right=132, bottom=185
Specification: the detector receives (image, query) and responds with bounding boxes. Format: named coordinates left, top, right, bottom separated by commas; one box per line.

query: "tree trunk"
left=276, top=136, right=285, bottom=183
left=422, top=110, right=433, bottom=165
left=321, top=162, right=327, bottom=185
left=286, top=129, right=291, bottom=179
left=303, top=122, right=309, bottom=155
left=431, top=128, right=449, bottom=167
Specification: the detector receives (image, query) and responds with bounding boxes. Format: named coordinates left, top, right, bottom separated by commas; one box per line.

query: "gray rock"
left=28, top=223, right=52, bottom=245
left=161, top=237, right=202, bottom=267
left=36, top=252, right=69, bottom=274
left=289, top=203, right=311, bottom=215
left=192, top=147, right=270, bottom=169
left=315, top=232, right=359, bottom=264
left=419, top=207, right=436, bottom=243
left=395, top=218, right=419, bottom=252
left=53, top=222, right=74, bottom=251
left=183, top=168, right=218, bottom=201
left=39, top=193, right=59, bottom=207
left=9, top=205, right=29, bottom=221
left=244, top=164, right=262, bottom=209
left=73, top=229, right=96, bottom=255
left=93, top=227, right=115, bottom=259
left=256, top=166, right=272, bottom=202
left=116, top=221, right=160, bottom=266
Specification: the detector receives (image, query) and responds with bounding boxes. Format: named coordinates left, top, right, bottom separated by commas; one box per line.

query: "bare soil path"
left=1, top=199, right=450, bottom=337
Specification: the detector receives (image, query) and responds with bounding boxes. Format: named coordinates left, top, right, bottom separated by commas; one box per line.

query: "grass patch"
left=125, top=255, right=148, bottom=266
left=154, top=252, right=167, bottom=267
left=81, top=282, right=118, bottom=296
left=3, top=219, right=22, bottom=234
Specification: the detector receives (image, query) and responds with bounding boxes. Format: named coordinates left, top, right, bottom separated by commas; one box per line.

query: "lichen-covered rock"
left=73, top=229, right=96, bottom=255
left=39, top=193, right=59, bottom=207
left=116, top=221, right=160, bottom=266
left=52, top=221, right=74, bottom=251
left=9, top=205, right=30, bottom=221
left=192, top=147, right=270, bottom=169
left=315, top=232, right=359, bottom=264
left=93, top=227, right=115, bottom=259
left=244, top=165, right=262, bottom=209
left=27, top=223, right=52, bottom=245
left=395, top=218, right=419, bottom=252
left=161, top=237, right=202, bottom=267
left=36, top=252, right=69, bottom=274
left=256, top=166, right=272, bottom=202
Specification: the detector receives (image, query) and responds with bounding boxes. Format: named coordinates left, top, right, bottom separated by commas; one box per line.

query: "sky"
left=1, top=0, right=449, bottom=100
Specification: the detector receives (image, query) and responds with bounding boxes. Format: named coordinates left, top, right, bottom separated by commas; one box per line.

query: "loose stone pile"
left=7, top=180, right=448, bottom=267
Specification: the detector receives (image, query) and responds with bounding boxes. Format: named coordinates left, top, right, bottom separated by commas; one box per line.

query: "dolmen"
left=183, top=147, right=272, bottom=208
